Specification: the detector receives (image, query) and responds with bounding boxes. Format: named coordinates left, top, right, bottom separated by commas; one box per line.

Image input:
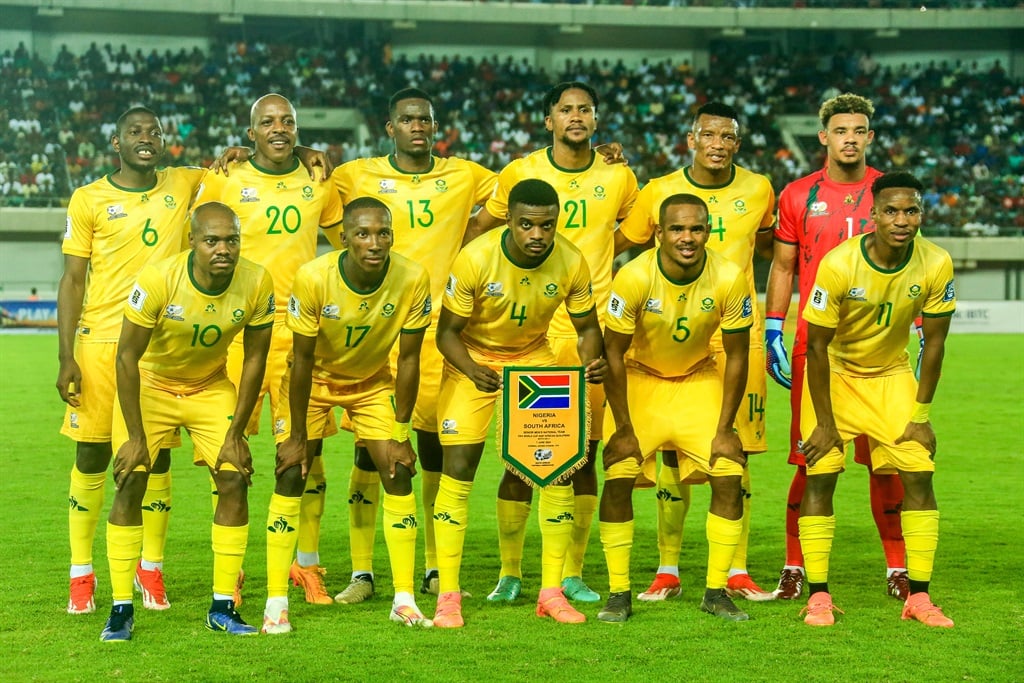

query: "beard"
left=558, top=132, right=591, bottom=152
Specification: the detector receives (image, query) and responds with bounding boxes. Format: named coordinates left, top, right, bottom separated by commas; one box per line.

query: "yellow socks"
left=348, top=466, right=380, bottom=575
left=564, top=494, right=596, bottom=580
left=732, top=468, right=752, bottom=572
left=212, top=523, right=248, bottom=598
left=600, top=520, right=634, bottom=594
left=902, top=509, right=939, bottom=583
left=656, top=465, right=688, bottom=568
left=496, top=498, right=531, bottom=579
left=266, top=494, right=301, bottom=598
left=106, top=523, right=143, bottom=602
left=538, top=485, right=574, bottom=590
left=420, top=469, right=441, bottom=571
left=297, top=455, right=326, bottom=564
left=69, top=465, right=106, bottom=567
left=434, top=475, right=473, bottom=594
left=140, top=471, right=171, bottom=565
left=705, top=512, right=742, bottom=590
left=383, top=492, right=418, bottom=595
left=797, top=515, right=836, bottom=584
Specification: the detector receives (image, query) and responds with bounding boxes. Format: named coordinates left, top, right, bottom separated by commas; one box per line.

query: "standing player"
left=263, top=198, right=432, bottom=633
left=57, top=106, right=202, bottom=615
left=766, top=93, right=909, bottom=601
left=330, top=88, right=497, bottom=602
left=194, top=93, right=344, bottom=605
left=466, top=81, right=639, bottom=604
left=618, top=102, right=775, bottom=602
left=798, top=171, right=954, bottom=628
left=99, top=202, right=274, bottom=641
left=598, top=194, right=752, bottom=623
left=432, top=179, right=606, bottom=628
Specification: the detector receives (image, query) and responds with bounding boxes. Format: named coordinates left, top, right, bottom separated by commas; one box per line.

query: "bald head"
left=248, top=93, right=298, bottom=170
left=250, top=93, right=296, bottom=129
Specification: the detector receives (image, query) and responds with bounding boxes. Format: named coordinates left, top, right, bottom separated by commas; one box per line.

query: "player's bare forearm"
left=916, top=315, right=951, bottom=404
left=755, top=227, right=775, bottom=260
left=602, top=330, right=634, bottom=432
left=56, top=256, right=88, bottom=403
left=231, top=325, right=272, bottom=440
left=294, top=145, right=334, bottom=182
left=805, top=323, right=836, bottom=428
left=572, top=309, right=605, bottom=383
left=764, top=241, right=796, bottom=316
left=463, top=208, right=502, bottom=247
left=115, top=320, right=152, bottom=442
left=394, top=330, right=425, bottom=424
left=717, top=330, right=749, bottom=435
left=286, top=333, right=317, bottom=442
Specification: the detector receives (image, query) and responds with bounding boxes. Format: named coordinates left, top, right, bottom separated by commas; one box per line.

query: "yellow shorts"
left=389, top=325, right=443, bottom=433
left=274, top=367, right=394, bottom=444
left=437, top=346, right=556, bottom=446
left=227, top=324, right=337, bottom=439
left=712, top=339, right=767, bottom=454
left=549, top=334, right=605, bottom=441
left=603, top=364, right=743, bottom=482
left=62, top=339, right=180, bottom=449
left=800, top=369, right=934, bottom=475
left=112, top=374, right=240, bottom=471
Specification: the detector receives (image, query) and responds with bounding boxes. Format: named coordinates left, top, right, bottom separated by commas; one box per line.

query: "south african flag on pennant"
left=501, top=366, right=588, bottom=488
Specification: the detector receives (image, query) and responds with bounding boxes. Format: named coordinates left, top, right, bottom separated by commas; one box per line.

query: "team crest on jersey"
left=847, top=287, right=867, bottom=301
left=741, top=296, right=753, bottom=318
left=164, top=195, right=176, bottom=209
left=441, top=419, right=458, bottom=435
left=273, top=418, right=286, bottom=435
left=106, top=204, right=127, bottom=220
left=240, top=187, right=259, bottom=203
left=810, top=286, right=828, bottom=311
left=486, top=282, right=505, bottom=297
left=700, top=297, right=715, bottom=312
left=381, top=303, right=396, bottom=318
left=164, top=304, right=185, bottom=321
left=643, top=298, right=662, bottom=314
left=732, top=200, right=747, bottom=215
left=128, top=285, right=147, bottom=311
left=288, top=295, right=301, bottom=318
left=231, top=308, right=245, bottom=323
left=543, top=283, right=559, bottom=298
left=267, top=294, right=276, bottom=315
left=422, top=296, right=433, bottom=316
left=302, top=186, right=314, bottom=200
left=943, top=279, right=956, bottom=302
left=593, top=185, right=606, bottom=200
left=321, top=304, right=340, bottom=320
left=378, top=179, right=397, bottom=194
left=608, top=292, right=625, bottom=319
left=435, top=180, right=448, bottom=193
left=446, top=274, right=457, bottom=297
left=908, top=284, right=922, bottom=299
left=810, top=201, right=828, bottom=216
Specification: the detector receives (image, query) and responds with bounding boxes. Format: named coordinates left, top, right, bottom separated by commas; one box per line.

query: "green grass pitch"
left=0, top=333, right=1020, bottom=682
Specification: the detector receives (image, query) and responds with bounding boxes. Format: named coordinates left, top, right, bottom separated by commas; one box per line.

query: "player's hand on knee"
left=275, top=436, right=308, bottom=478
left=602, top=425, right=641, bottom=470
left=583, top=357, right=607, bottom=384
left=387, top=440, right=418, bottom=479
left=800, top=424, right=842, bottom=468
left=765, top=317, right=792, bottom=390
left=113, top=438, right=150, bottom=490
left=709, top=429, right=746, bottom=470
left=469, top=364, right=502, bottom=393
left=896, top=421, right=936, bottom=457
left=56, top=360, right=83, bottom=406
left=216, top=436, right=254, bottom=486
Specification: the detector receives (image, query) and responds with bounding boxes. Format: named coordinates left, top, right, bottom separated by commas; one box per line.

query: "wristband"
left=910, top=402, right=931, bottom=423
left=391, top=421, right=411, bottom=442
left=766, top=314, right=786, bottom=332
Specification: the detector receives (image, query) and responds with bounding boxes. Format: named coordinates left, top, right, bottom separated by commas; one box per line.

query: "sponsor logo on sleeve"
left=810, top=285, right=828, bottom=311
left=288, top=294, right=300, bottom=318
left=63, top=216, right=72, bottom=240
left=741, top=296, right=752, bottom=318
left=422, top=295, right=433, bottom=317
left=267, top=293, right=276, bottom=316
left=445, top=274, right=457, bottom=297
left=943, top=279, right=956, bottom=302
left=128, top=285, right=147, bottom=311
left=608, top=292, right=625, bottom=319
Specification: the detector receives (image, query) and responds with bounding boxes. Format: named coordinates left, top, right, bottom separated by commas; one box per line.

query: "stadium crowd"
left=2, top=38, right=1021, bottom=233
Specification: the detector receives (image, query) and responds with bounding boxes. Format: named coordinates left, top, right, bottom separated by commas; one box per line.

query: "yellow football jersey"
left=63, top=167, right=204, bottom=341
left=803, top=235, right=956, bottom=377
left=287, top=250, right=432, bottom=384
left=333, top=155, right=496, bottom=318
left=619, top=165, right=774, bottom=340
left=484, top=148, right=638, bottom=336
left=125, top=251, right=275, bottom=393
left=443, top=228, right=594, bottom=361
left=606, top=248, right=752, bottom=379
left=193, top=158, right=343, bottom=321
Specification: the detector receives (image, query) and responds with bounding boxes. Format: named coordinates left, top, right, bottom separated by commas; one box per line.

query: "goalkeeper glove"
left=765, top=314, right=792, bottom=390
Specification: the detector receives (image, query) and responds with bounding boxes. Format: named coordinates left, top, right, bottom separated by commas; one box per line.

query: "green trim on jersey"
left=338, top=251, right=389, bottom=295
left=545, top=146, right=595, bottom=174
left=500, top=229, right=555, bottom=270
left=248, top=156, right=300, bottom=176
left=186, top=252, right=232, bottom=296
left=656, top=248, right=706, bottom=286
left=860, top=234, right=916, bottom=274
left=682, top=165, right=737, bottom=190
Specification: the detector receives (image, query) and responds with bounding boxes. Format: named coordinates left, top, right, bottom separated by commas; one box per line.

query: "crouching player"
left=597, top=194, right=753, bottom=623
left=101, top=202, right=274, bottom=641
left=263, top=197, right=432, bottom=633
